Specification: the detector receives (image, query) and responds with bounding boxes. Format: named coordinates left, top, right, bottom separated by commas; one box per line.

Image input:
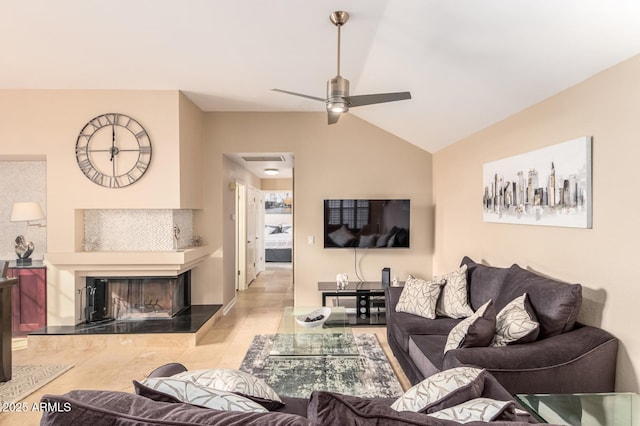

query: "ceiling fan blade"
left=328, top=110, right=341, bottom=125
left=272, top=89, right=325, bottom=102
left=346, top=92, right=412, bottom=108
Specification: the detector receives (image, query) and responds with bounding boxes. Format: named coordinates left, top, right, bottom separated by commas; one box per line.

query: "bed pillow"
left=492, top=293, right=540, bottom=346
left=390, top=367, right=485, bottom=413
left=171, top=369, right=284, bottom=411
left=134, top=377, right=267, bottom=413
left=435, top=265, right=474, bottom=319
left=444, top=300, right=496, bottom=353
left=395, top=275, right=445, bottom=319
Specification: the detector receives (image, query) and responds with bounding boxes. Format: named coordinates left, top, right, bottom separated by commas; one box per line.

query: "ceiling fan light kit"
left=273, top=11, right=411, bottom=125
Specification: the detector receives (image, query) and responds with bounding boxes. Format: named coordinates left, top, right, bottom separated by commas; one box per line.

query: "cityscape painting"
left=482, top=136, right=592, bottom=228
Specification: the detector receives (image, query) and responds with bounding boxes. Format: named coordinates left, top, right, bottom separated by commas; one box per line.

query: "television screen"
left=323, top=199, right=410, bottom=248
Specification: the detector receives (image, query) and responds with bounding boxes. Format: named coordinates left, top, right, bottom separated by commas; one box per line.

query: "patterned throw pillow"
left=427, top=398, right=517, bottom=423
left=491, top=293, right=540, bottom=346
left=444, top=300, right=496, bottom=353
left=136, top=377, right=268, bottom=413
left=171, top=368, right=283, bottom=410
left=395, top=275, right=445, bottom=319
left=435, top=264, right=474, bottom=319
left=390, top=367, right=485, bottom=413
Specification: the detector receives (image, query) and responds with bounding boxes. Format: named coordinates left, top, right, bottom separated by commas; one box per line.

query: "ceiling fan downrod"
left=330, top=11, right=349, bottom=77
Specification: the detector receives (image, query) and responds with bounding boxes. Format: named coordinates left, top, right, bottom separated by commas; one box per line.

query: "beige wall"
left=200, top=112, right=434, bottom=308
left=179, top=93, right=205, bottom=209
left=432, top=54, right=640, bottom=392
left=261, top=178, right=293, bottom=191
left=0, top=89, right=201, bottom=325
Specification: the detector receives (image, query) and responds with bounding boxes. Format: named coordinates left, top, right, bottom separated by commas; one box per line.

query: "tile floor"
left=1, top=263, right=408, bottom=425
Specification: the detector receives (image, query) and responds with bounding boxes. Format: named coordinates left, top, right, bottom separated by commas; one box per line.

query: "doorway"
left=229, top=153, right=294, bottom=293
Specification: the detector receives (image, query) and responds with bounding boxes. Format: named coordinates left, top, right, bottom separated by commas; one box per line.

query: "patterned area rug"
left=240, top=333, right=403, bottom=399
left=0, top=364, right=74, bottom=404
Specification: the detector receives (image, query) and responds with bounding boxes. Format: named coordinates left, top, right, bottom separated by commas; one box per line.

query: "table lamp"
left=10, top=202, right=45, bottom=265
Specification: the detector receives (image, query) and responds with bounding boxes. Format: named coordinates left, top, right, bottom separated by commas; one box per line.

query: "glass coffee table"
left=262, top=306, right=369, bottom=397
left=516, top=393, right=640, bottom=425
left=270, top=306, right=359, bottom=357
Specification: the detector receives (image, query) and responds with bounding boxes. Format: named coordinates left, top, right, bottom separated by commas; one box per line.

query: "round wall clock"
left=75, top=113, right=152, bottom=188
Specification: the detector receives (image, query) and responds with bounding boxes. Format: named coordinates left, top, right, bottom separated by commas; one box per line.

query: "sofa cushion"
left=435, top=264, right=475, bottom=318
left=427, top=397, right=517, bottom=423
left=396, top=275, right=445, bottom=319
left=444, top=300, right=496, bottom=353
left=461, top=257, right=509, bottom=311
left=391, top=367, right=485, bottom=413
left=308, top=391, right=467, bottom=426
left=40, top=390, right=308, bottom=426
left=171, top=368, right=284, bottom=411
left=409, top=335, right=448, bottom=377
left=492, top=293, right=539, bottom=346
left=499, top=264, right=581, bottom=339
left=134, top=378, right=267, bottom=413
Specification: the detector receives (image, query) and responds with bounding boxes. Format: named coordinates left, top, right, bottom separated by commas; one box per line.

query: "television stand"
left=317, top=281, right=389, bottom=326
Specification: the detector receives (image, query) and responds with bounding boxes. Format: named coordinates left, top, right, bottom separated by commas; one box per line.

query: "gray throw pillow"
left=391, top=367, right=486, bottom=413
left=428, top=397, right=517, bottom=423
left=444, top=300, right=496, bottom=353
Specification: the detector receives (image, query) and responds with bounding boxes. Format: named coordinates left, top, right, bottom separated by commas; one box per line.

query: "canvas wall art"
left=482, top=136, right=592, bottom=228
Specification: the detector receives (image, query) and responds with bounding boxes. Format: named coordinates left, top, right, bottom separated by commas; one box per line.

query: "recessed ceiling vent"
left=241, top=155, right=285, bottom=162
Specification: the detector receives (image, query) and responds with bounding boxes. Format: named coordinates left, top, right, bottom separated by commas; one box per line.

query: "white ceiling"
left=3, top=1, right=640, bottom=153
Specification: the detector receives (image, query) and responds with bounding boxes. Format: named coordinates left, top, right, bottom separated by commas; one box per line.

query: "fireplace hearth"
left=86, top=271, right=191, bottom=323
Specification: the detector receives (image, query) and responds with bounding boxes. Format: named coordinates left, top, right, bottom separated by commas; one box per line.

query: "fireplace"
left=85, top=271, right=191, bottom=322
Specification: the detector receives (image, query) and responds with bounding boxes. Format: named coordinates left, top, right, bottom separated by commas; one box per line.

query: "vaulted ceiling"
left=3, top=0, right=640, bottom=153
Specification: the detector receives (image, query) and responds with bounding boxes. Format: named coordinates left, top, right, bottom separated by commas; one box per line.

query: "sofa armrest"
left=443, top=325, right=618, bottom=393
left=385, top=287, right=403, bottom=312
left=444, top=325, right=615, bottom=370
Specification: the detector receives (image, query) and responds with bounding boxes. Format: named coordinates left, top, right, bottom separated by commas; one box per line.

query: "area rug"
left=240, top=333, right=403, bottom=399
left=0, top=364, right=74, bottom=404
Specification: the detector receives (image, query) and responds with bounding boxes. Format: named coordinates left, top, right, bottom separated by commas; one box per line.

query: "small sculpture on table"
left=336, top=272, right=349, bottom=290
left=14, top=235, right=34, bottom=266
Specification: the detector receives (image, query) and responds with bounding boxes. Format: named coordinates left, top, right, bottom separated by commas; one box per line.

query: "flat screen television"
left=323, top=199, right=410, bottom=248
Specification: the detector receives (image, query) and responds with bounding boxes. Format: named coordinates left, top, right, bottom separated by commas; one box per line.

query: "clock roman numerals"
left=75, top=113, right=152, bottom=188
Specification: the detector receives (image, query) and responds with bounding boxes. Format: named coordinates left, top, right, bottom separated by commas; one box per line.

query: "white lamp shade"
left=11, top=202, right=45, bottom=222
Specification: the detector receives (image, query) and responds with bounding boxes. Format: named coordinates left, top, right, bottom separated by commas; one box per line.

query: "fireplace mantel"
left=45, top=246, right=210, bottom=276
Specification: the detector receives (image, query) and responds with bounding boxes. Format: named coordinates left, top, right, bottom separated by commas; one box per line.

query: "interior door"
left=245, top=187, right=257, bottom=285
left=256, top=191, right=265, bottom=274
left=236, top=183, right=247, bottom=291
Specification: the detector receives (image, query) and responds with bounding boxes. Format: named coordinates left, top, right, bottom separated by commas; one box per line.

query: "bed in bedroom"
left=264, top=224, right=292, bottom=262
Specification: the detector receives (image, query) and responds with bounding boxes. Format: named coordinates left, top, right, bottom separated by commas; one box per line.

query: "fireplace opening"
left=85, top=271, right=191, bottom=323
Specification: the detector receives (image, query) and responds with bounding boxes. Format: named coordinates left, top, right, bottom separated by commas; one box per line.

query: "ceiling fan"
left=272, top=11, right=412, bottom=125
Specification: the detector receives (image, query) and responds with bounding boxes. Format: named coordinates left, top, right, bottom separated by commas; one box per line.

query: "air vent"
left=241, top=155, right=285, bottom=162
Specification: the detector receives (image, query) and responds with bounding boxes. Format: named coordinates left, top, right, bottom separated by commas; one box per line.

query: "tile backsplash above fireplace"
left=84, top=209, right=194, bottom=251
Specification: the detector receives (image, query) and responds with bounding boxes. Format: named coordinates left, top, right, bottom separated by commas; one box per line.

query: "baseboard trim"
left=223, top=297, right=237, bottom=315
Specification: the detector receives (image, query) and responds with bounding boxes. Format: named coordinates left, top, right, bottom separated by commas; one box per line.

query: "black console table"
left=1, top=277, right=18, bottom=382
left=318, top=281, right=394, bottom=326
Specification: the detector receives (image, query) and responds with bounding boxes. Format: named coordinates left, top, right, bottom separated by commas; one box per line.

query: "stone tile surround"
left=84, top=209, right=194, bottom=251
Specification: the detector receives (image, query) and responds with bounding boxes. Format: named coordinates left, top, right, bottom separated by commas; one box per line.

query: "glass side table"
left=516, top=393, right=640, bottom=425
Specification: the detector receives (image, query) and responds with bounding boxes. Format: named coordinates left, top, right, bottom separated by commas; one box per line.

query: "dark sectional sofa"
left=386, top=256, right=619, bottom=394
